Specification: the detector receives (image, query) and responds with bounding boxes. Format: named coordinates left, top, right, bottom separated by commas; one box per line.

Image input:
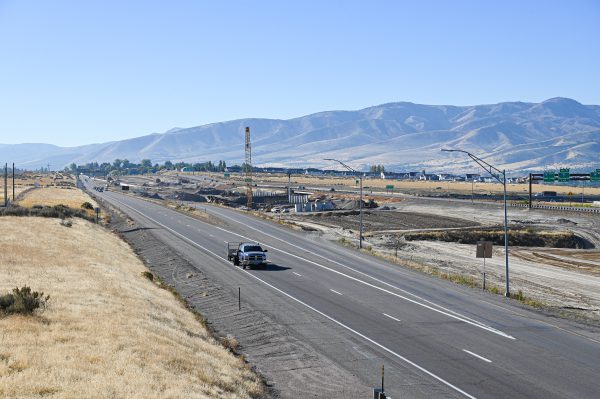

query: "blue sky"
left=0, top=0, right=599, bottom=146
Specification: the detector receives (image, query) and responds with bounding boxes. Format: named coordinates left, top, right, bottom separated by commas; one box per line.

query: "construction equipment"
left=245, top=126, right=253, bottom=210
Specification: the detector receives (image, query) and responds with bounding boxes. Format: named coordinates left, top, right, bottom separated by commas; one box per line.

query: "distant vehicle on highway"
left=534, top=191, right=557, bottom=197
left=227, top=242, right=268, bottom=269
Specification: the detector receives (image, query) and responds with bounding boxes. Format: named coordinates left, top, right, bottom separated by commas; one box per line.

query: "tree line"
left=66, top=159, right=228, bottom=175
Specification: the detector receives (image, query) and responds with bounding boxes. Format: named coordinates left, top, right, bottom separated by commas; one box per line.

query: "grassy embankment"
left=0, top=187, right=264, bottom=398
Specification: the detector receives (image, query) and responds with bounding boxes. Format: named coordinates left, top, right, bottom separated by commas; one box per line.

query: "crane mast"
left=245, top=126, right=252, bottom=210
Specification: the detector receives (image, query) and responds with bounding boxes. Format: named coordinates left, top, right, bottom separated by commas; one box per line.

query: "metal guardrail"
left=510, top=202, right=600, bottom=213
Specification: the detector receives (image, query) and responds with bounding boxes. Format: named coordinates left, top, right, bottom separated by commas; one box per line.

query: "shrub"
left=219, top=335, right=239, bottom=352
left=141, top=271, right=154, bottom=281
left=0, top=204, right=94, bottom=222
left=0, top=286, right=49, bottom=315
left=81, top=201, right=94, bottom=210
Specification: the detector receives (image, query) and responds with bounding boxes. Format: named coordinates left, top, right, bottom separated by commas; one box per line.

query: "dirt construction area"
left=294, top=209, right=478, bottom=232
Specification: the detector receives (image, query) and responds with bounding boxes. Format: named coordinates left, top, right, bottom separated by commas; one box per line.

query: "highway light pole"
left=442, top=149, right=510, bottom=297
left=325, top=158, right=364, bottom=249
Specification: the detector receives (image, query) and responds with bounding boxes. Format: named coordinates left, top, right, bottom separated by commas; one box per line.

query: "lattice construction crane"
left=245, top=126, right=252, bottom=210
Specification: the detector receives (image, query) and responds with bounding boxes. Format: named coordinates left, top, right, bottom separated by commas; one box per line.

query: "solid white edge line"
left=207, top=208, right=515, bottom=339
left=383, top=313, right=401, bottom=322
left=330, top=289, right=343, bottom=295
left=463, top=349, right=492, bottom=363
left=108, top=195, right=478, bottom=399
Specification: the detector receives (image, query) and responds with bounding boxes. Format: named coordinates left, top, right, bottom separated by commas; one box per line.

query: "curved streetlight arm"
left=324, top=158, right=364, bottom=249
left=441, top=149, right=504, bottom=184
left=324, top=158, right=357, bottom=174
left=441, top=148, right=510, bottom=297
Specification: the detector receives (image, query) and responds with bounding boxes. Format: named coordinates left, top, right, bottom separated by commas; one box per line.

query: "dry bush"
left=0, top=205, right=93, bottom=222
left=0, top=217, right=265, bottom=399
left=0, top=287, right=49, bottom=315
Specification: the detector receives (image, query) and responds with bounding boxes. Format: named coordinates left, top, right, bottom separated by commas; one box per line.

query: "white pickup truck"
left=227, top=242, right=268, bottom=269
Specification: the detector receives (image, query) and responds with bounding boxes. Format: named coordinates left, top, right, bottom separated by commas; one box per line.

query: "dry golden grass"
left=0, top=172, right=78, bottom=203
left=17, top=187, right=97, bottom=210
left=209, top=172, right=600, bottom=196
left=0, top=217, right=264, bottom=398
left=0, top=186, right=28, bottom=204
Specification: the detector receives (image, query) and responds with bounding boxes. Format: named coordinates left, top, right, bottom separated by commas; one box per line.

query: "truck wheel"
left=233, top=257, right=239, bottom=266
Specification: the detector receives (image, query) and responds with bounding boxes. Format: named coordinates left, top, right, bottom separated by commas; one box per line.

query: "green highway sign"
left=224, top=173, right=230, bottom=178
left=543, top=171, right=555, bottom=183
left=244, top=178, right=252, bottom=183
left=591, top=169, right=600, bottom=182
left=558, top=168, right=570, bottom=182
left=385, top=185, right=394, bottom=190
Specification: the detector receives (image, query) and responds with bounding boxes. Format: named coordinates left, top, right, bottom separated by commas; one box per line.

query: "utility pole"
left=325, top=158, right=364, bottom=249
left=442, top=149, right=510, bottom=297
left=4, top=163, right=7, bottom=207
left=12, top=163, right=15, bottom=201
left=528, top=173, right=533, bottom=209
left=245, top=127, right=253, bottom=210
left=287, top=171, right=292, bottom=204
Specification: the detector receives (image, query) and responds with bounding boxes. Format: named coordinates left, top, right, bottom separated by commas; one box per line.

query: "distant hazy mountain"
left=2, top=97, right=599, bottom=173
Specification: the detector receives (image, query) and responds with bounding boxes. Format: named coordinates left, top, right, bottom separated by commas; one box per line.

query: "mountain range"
left=2, top=97, right=599, bottom=173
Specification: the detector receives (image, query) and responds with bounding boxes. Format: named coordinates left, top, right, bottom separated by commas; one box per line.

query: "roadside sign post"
left=94, top=207, right=100, bottom=224
left=385, top=184, right=394, bottom=193
left=476, top=241, right=493, bottom=290
left=567, top=192, right=573, bottom=207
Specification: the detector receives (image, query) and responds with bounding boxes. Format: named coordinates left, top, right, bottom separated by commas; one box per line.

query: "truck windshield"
left=244, top=245, right=263, bottom=252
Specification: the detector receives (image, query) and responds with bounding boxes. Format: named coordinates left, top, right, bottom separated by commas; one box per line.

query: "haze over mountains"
left=2, top=97, right=599, bottom=173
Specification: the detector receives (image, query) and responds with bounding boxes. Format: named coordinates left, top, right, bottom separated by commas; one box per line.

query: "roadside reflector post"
left=373, top=363, right=386, bottom=398
left=94, top=207, right=100, bottom=224
left=381, top=363, right=384, bottom=395
left=476, top=240, right=493, bottom=290
left=238, top=287, right=241, bottom=311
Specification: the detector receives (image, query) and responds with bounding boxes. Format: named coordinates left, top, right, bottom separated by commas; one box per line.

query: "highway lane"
left=86, top=181, right=600, bottom=398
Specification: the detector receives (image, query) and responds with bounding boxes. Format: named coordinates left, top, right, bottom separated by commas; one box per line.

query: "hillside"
left=2, top=97, right=599, bottom=172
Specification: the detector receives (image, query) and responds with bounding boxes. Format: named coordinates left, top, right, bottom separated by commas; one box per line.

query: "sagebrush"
left=0, top=286, right=49, bottom=315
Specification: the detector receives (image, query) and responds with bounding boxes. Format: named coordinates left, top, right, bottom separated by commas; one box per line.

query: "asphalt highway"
left=85, top=179, right=600, bottom=398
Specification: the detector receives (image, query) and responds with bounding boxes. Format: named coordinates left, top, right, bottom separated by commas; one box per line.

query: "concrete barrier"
left=510, top=203, right=600, bottom=213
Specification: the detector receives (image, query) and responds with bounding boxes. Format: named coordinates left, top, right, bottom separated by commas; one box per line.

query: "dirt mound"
left=403, top=228, right=591, bottom=248
left=173, top=192, right=207, bottom=202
